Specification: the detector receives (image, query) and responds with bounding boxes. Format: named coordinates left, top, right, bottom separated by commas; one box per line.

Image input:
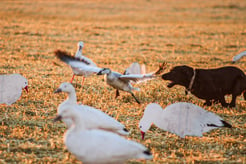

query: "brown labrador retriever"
left=162, top=65, right=246, bottom=107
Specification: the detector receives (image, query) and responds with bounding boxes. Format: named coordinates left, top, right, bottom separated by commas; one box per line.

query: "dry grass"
left=0, top=0, right=246, bottom=163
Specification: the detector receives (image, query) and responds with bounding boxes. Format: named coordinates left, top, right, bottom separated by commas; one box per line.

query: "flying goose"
left=139, top=102, right=232, bottom=139
left=54, top=82, right=129, bottom=135
left=232, top=50, right=246, bottom=63
left=0, top=74, right=28, bottom=105
left=53, top=107, right=153, bottom=164
left=55, top=41, right=97, bottom=85
left=97, top=62, right=166, bottom=104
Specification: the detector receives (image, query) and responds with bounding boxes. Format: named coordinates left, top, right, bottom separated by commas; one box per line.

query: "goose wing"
left=232, top=50, right=246, bottom=62
left=119, top=74, right=155, bottom=83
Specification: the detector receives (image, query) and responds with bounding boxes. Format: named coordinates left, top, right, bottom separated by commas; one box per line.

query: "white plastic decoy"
left=139, top=102, right=232, bottom=139
left=0, top=74, right=28, bottom=105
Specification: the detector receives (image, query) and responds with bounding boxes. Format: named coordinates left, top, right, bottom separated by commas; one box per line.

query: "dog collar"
left=188, top=69, right=196, bottom=91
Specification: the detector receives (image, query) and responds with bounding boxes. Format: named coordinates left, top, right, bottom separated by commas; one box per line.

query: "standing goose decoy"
left=56, top=41, right=97, bottom=85
left=0, top=74, right=28, bottom=105
left=232, top=50, right=246, bottom=63
left=53, top=107, right=153, bottom=164
left=54, top=82, right=129, bottom=135
left=97, top=62, right=166, bottom=104
left=139, top=102, right=232, bottom=139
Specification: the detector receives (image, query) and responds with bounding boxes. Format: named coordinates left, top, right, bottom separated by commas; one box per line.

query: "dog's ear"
left=183, top=66, right=194, bottom=77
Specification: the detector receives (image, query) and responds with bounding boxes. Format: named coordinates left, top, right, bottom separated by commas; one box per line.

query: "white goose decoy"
left=123, top=62, right=146, bottom=75
left=0, top=74, right=28, bottom=105
left=54, top=82, right=129, bottom=135
left=56, top=41, right=97, bottom=84
left=232, top=50, right=246, bottom=63
left=53, top=108, right=153, bottom=164
left=97, top=63, right=166, bottom=104
left=139, top=102, right=232, bottom=139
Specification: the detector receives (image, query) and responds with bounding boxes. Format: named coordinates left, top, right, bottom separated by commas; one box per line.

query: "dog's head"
left=162, top=65, right=194, bottom=88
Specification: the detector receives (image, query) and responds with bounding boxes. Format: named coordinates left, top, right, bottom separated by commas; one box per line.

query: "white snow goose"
left=0, top=74, right=28, bottom=105
left=55, top=41, right=97, bottom=85
left=54, top=82, right=129, bottom=135
left=53, top=107, right=153, bottom=164
left=97, top=62, right=166, bottom=104
left=232, top=50, right=246, bottom=63
left=139, top=102, right=232, bottom=139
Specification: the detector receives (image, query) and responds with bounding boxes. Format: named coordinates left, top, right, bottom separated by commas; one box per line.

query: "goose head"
left=15, top=74, right=28, bottom=93
left=139, top=118, right=152, bottom=140
left=77, top=41, right=84, bottom=50
left=23, top=81, right=28, bottom=93
left=97, top=68, right=111, bottom=75
left=139, top=103, right=162, bottom=140
left=54, top=82, right=75, bottom=94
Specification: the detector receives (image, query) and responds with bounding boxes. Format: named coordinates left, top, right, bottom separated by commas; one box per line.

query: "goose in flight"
left=55, top=41, right=97, bottom=85
left=97, top=62, right=166, bottom=104
left=55, top=49, right=101, bottom=81
left=139, top=102, right=232, bottom=139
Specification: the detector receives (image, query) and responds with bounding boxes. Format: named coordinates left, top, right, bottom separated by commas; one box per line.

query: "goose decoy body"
left=0, top=74, right=28, bottom=105
left=54, top=107, right=153, bottom=164
left=139, top=102, right=232, bottom=139
left=54, top=82, right=129, bottom=135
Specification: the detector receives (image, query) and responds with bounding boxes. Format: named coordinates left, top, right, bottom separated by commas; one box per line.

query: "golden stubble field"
left=0, top=0, right=246, bottom=163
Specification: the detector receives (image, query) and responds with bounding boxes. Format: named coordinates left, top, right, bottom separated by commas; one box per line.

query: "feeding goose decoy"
left=139, top=102, right=232, bottom=139
left=53, top=107, right=153, bottom=164
left=97, top=62, right=166, bottom=104
left=0, top=74, right=28, bottom=105
left=54, top=82, right=129, bottom=135
left=55, top=41, right=97, bottom=85
left=232, top=50, right=246, bottom=63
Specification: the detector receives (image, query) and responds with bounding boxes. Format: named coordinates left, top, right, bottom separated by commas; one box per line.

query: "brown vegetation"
left=0, top=0, right=245, bottom=163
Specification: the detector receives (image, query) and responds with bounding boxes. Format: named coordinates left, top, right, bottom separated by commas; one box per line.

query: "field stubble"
left=0, top=0, right=246, bottom=163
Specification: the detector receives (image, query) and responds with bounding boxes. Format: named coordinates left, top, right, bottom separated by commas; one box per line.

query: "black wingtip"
left=143, top=149, right=152, bottom=156
left=123, top=128, right=129, bottom=132
left=54, top=49, right=90, bottom=65
left=221, top=120, right=232, bottom=128
left=54, top=50, right=73, bottom=63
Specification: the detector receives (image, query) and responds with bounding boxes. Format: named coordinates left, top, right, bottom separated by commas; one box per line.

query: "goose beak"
left=141, top=131, right=145, bottom=140
left=24, top=86, right=28, bottom=93
left=53, top=115, right=62, bottom=122
left=54, top=88, right=62, bottom=93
